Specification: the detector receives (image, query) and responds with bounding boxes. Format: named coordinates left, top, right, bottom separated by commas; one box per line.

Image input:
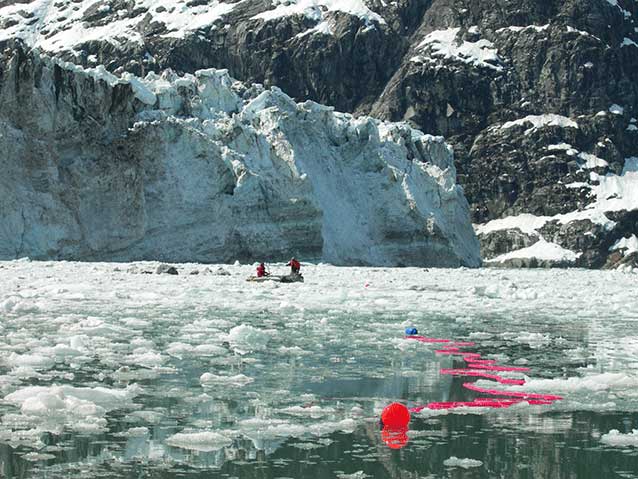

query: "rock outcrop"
left=0, top=45, right=480, bottom=266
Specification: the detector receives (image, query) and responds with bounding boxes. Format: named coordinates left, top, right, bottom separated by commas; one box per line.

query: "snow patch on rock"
left=486, top=240, right=582, bottom=264
left=254, top=0, right=385, bottom=26
left=501, top=114, right=579, bottom=132
left=413, top=28, right=503, bottom=71
left=0, top=0, right=237, bottom=51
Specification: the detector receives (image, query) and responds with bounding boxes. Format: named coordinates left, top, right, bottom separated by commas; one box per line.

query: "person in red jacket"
left=287, top=258, right=301, bottom=274
left=256, top=263, right=269, bottom=278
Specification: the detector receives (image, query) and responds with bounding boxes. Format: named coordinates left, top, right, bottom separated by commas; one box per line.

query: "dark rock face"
left=479, top=229, right=539, bottom=260
left=1, top=0, right=638, bottom=267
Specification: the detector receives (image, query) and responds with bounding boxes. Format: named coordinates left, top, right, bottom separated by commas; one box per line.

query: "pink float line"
left=400, top=333, right=562, bottom=411
left=440, top=368, right=526, bottom=385
left=412, top=397, right=556, bottom=411
left=462, top=382, right=563, bottom=401
left=472, top=397, right=553, bottom=406
left=466, top=363, right=530, bottom=372
left=405, top=335, right=452, bottom=344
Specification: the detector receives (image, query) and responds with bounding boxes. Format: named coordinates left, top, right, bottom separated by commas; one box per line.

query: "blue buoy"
left=405, top=327, right=418, bottom=335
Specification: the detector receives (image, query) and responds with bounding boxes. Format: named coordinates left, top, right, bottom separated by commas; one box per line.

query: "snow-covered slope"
left=0, top=46, right=480, bottom=266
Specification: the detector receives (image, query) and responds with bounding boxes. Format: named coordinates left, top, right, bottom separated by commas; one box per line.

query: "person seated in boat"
left=256, top=263, right=269, bottom=278
left=287, top=257, right=301, bottom=275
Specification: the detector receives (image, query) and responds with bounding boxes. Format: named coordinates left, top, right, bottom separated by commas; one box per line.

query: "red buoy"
left=381, top=402, right=410, bottom=429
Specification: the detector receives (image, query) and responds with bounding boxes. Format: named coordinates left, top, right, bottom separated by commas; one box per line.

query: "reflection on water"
left=1, top=265, right=638, bottom=479
left=3, top=347, right=638, bottom=479
left=3, top=410, right=638, bottom=479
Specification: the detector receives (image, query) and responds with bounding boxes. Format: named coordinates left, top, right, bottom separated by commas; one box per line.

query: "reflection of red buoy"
left=381, top=402, right=410, bottom=429
left=381, top=426, right=409, bottom=449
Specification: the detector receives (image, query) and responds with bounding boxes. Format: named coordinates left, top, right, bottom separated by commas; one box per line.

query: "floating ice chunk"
left=7, top=353, right=55, bottom=370
left=200, top=373, right=254, bottom=387
left=227, top=324, right=271, bottom=353
left=0, top=297, right=41, bottom=314
left=503, top=332, right=551, bottom=349
left=3, top=384, right=139, bottom=433
left=5, top=384, right=141, bottom=413
left=193, top=344, right=228, bottom=356
left=308, top=419, right=356, bottom=436
left=477, top=372, right=638, bottom=394
left=165, top=431, right=232, bottom=452
left=600, top=429, right=638, bottom=447
left=62, top=317, right=132, bottom=337
left=124, top=351, right=165, bottom=367
left=21, top=452, right=56, bottom=462
left=166, top=342, right=194, bottom=356
left=280, top=405, right=336, bottom=417
left=337, top=472, right=371, bottom=479
left=115, top=426, right=150, bottom=438
left=69, top=335, right=87, bottom=350
left=443, top=456, right=484, bottom=468
left=240, top=418, right=307, bottom=439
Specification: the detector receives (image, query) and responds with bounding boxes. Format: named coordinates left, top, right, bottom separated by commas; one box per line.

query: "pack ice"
left=0, top=46, right=479, bottom=267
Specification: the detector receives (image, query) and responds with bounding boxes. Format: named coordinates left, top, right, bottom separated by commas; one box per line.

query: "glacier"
left=0, top=44, right=480, bottom=266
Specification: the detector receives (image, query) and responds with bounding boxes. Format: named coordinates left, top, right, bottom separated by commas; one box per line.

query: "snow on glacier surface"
left=1, top=260, right=638, bottom=477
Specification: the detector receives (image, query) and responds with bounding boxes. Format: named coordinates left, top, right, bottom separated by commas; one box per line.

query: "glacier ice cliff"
left=0, top=44, right=480, bottom=267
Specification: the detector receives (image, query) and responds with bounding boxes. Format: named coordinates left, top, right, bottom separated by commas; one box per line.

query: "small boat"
left=246, top=273, right=304, bottom=283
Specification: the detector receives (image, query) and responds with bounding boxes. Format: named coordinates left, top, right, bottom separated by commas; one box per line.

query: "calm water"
left=1, top=262, right=637, bottom=478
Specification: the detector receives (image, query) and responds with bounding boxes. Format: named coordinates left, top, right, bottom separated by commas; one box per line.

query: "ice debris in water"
left=226, top=324, right=271, bottom=353
left=443, top=456, right=484, bottom=468
left=600, top=429, right=638, bottom=447
left=200, top=373, right=254, bottom=387
left=336, top=472, right=372, bottom=479
left=3, top=384, right=141, bottom=433
left=165, top=431, right=233, bottom=452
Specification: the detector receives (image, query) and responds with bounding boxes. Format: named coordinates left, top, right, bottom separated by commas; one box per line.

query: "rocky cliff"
left=0, top=45, right=480, bottom=266
left=2, top=0, right=637, bottom=268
